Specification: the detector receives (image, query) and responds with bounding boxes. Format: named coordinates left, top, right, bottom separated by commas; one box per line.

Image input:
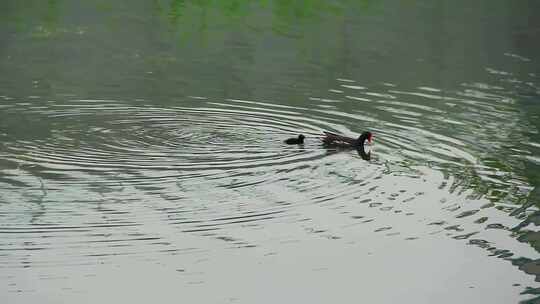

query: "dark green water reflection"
left=1, top=1, right=540, bottom=303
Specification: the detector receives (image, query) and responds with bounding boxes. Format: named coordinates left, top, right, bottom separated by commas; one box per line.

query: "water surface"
left=1, top=1, right=540, bottom=303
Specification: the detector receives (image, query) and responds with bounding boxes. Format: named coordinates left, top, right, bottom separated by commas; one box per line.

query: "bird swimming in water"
left=321, top=131, right=372, bottom=147
left=284, top=134, right=305, bottom=145
left=322, top=131, right=373, bottom=160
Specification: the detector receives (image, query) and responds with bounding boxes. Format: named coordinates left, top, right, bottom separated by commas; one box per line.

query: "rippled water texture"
left=1, top=1, right=540, bottom=303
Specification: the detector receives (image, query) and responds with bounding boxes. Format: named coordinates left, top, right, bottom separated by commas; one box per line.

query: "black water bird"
left=284, top=134, right=305, bottom=145
left=322, top=131, right=373, bottom=160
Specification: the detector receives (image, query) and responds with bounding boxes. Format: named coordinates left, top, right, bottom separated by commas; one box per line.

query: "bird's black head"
left=298, top=134, right=305, bottom=143
left=357, top=131, right=372, bottom=161
left=357, top=131, right=373, bottom=145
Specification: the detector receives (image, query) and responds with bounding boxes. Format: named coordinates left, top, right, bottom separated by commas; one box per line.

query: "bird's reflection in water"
left=322, top=144, right=371, bottom=161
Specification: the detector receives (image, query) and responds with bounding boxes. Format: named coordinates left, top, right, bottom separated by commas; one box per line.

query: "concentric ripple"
left=2, top=98, right=334, bottom=183
left=0, top=96, right=381, bottom=266
left=1, top=72, right=539, bottom=292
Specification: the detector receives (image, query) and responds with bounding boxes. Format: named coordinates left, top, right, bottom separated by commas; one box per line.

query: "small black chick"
left=284, top=134, right=305, bottom=145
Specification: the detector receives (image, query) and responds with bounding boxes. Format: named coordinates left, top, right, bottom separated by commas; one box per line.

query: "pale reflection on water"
left=1, top=0, right=540, bottom=303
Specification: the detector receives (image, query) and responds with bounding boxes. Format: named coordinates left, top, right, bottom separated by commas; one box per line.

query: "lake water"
left=1, top=1, right=540, bottom=303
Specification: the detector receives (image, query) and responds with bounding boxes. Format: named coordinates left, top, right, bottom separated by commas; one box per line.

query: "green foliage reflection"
left=154, top=0, right=377, bottom=39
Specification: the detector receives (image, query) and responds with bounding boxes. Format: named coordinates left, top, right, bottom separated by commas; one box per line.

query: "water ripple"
left=0, top=77, right=538, bottom=278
